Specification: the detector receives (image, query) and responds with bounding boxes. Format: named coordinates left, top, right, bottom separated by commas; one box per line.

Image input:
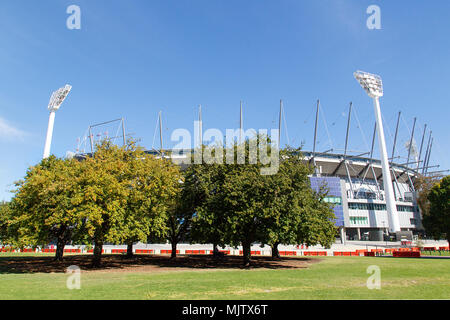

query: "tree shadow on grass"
left=0, top=254, right=320, bottom=274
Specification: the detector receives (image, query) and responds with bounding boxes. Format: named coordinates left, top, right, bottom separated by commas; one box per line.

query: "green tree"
left=293, top=187, right=338, bottom=248
left=165, top=193, right=191, bottom=259
left=120, top=143, right=182, bottom=257
left=163, top=157, right=211, bottom=259
left=8, top=156, right=85, bottom=261
left=191, top=139, right=337, bottom=266
left=263, top=148, right=337, bottom=259
left=74, top=140, right=180, bottom=266
left=188, top=158, right=228, bottom=257
left=422, top=175, right=450, bottom=245
left=190, top=140, right=273, bottom=265
left=74, top=141, right=135, bottom=266
left=8, top=139, right=180, bottom=265
left=415, top=175, right=441, bottom=220
left=0, top=201, right=12, bottom=245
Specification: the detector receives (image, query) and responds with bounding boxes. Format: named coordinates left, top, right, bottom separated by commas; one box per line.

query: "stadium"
left=66, top=72, right=443, bottom=247
left=75, top=123, right=430, bottom=247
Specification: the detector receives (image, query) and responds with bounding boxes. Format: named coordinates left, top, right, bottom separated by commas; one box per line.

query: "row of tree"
left=0, top=137, right=338, bottom=266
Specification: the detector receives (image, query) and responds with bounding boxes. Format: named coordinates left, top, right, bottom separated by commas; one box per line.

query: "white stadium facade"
left=303, top=150, right=422, bottom=241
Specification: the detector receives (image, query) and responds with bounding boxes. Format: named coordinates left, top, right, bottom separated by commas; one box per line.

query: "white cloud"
left=0, top=117, right=27, bottom=141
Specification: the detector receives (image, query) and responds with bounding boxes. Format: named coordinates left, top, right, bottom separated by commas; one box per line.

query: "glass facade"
left=309, top=177, right=344, bottom=227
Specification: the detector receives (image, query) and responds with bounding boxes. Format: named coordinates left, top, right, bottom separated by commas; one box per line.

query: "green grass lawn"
left=420, top=250, right=450, bottom=256
left=0, top=253, right=449, bottom=300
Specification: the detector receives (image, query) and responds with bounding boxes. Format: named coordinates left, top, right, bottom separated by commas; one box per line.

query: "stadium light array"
left=354, top=70, right=383, bottom=98
left=48, top=84, right=72, bottom=111
left=43, top=84, right=72, bottom=159
left=354, top=71, right=400, bottom=233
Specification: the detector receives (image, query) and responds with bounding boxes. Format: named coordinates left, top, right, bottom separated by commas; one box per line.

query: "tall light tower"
left=43, top=84, right=72, bottom=159
left=354, top=71, right=400, bottom=233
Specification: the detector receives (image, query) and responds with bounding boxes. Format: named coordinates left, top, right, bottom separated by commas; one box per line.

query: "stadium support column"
left=240, top=101, right=243, bottom=144
left=416, top=124, right=427, bottom=171
left=340, top=227, right=346, bottom=244
left=373, top=97, right=400, bottom=232
left=354, top=71, right=400, bottom=233
left=390, top=111, right=402, bottom=200
left=424, top=138, right=433, bottom=175
left=311, top=99, right=320, bottom=173
left=278, top=99, right=282, bottom=147
left=43, top=110, right=56, bottom=159
left=159, top=111, right=163, bottom=154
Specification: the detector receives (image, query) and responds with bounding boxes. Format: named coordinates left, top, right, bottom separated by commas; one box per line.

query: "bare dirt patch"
left=0, top=254, right=321, bottom=274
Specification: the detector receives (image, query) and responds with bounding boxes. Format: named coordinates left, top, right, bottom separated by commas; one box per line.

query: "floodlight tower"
left=354, top=71, right=400, bottom=233
left=43, top=84, right=72, bottom=159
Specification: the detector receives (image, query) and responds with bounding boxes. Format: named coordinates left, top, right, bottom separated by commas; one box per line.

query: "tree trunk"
left=170, top=241, right=177, bottom=259
left=92, top=238, right=103, bottom=267
left=55, top=235, right=66, bottom=262
left=126, top=242, right=133, bottom=258
left=242, top=240, right=251, bottom=267
left=54, top=226, right=67, bottom=262
left=271, top=242, right=280, bottom=260
left=212, top=243, right=219, bottom=258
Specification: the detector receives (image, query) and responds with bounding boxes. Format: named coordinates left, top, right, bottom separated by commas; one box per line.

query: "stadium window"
left=397, top=205, right=414, bottom=212
left=324, top=196, right=342, bottom=205
left=373, top=204, right=386, bottom=211
left=350, top=203, right=383, bottom=211
left=350, top=216, right=368, bottom=225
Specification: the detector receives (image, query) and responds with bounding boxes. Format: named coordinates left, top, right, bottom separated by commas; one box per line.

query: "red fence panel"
left=136, top=249, right=154, bottom=254
left=280, top=251, right=296, bottom=256
left=393, top=251, right=421, bottom=258
left=160, top=250, right=180, bottom=254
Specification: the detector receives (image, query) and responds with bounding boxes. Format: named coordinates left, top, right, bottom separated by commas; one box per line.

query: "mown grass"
left=420, top=251, right=450, bottom=256
left=0, top=253, right=448, bottom=300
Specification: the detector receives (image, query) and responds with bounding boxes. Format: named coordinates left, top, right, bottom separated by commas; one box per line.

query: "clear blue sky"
left=1, top=0, right=449, bottom=201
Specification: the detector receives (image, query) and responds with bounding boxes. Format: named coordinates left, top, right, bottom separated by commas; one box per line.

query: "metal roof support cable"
left=381, top=113, right=395, bottom=156
left=282, top=105, right=290, bottom=146
left=303, top=106, right=315, bottom=124
left=401, top=115, right=412, bottom=137
left=293, top=103, right=316, bottom=150
left=151, top=112, right=160, bottom=151
left=431, top=140, right=447, bottom=173
left=78, top=127, right=90, bottom=154
left=400, top=115, right=413, bottom=160
left=319, top=103, right=334, bottom=151
left=353, top=106, right=371, bottom=153
left=415, top=122, right=426, bottom=171
left=112, top=121, right=122, bottom=146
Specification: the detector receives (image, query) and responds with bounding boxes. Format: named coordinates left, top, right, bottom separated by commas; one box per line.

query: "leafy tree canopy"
left=422, top=175, right=450, bottom=244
